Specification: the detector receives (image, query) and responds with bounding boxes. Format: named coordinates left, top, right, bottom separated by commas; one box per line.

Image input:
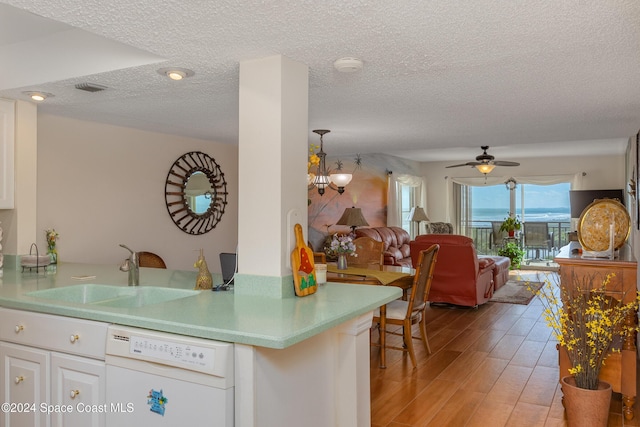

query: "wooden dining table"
left=326, top=263, right=415, bottom=298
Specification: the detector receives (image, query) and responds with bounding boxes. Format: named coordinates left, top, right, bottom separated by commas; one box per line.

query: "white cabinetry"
left=0, top=308, right=108, bottom=427
left=51, top=353, right=105, bottom=427
left=0, top=342, right=49, bottom=427
left=0, top=99, right=15, bottom=209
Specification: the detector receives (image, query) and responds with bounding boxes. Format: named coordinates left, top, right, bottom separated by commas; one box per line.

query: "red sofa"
left=355, top=226, right=412, bottom=267
left=410, top=234, right=495, bottom=307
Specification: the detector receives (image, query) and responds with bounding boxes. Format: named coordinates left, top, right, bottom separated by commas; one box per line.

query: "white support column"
left=236, top=55, right=309, bottom=297
left=234, top=313, right=374, bottom=427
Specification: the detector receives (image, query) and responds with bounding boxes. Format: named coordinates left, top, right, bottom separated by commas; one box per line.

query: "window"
left=457, top=180, right=571, bottom=255
left=400, top=184, right=416, bottom=237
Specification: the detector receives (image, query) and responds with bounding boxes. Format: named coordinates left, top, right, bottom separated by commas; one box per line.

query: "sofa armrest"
left=478, top=257, right=495, bottom=271
left=383, top=252, right=396, bottom=265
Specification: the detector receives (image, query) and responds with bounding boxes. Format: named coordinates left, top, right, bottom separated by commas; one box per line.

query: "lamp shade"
left=475, top=163, right=496, bottom=174
left=329, top=173, right=352, bottom=188
left=336, top=206, right=369, bottom=229
left=407, top=207, right=430, bottom=222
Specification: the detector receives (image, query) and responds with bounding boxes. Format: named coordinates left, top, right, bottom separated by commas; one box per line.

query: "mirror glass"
left=165, top=151, right=228, bottom=235
left=185, top=171, right=215, bottom=215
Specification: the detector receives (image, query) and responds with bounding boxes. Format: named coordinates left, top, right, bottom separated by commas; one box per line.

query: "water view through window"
left=471, top=182, right=571, bottom=223
left=467, top=181, right=571, bottom=256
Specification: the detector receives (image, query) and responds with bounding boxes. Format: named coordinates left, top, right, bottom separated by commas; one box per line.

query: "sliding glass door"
left=458, top=180, right=570, bottom=256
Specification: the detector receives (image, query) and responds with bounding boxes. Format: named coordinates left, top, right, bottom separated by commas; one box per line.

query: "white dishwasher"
left=105, top=325, right=234, bottom=426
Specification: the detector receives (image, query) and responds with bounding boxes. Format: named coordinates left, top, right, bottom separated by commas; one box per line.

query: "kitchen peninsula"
left=0, top=262, right=400, bottom=426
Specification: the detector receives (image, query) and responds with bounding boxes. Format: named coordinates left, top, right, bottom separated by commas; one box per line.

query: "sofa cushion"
left=355, top=226, right=412, bottom=267
left=480, top=255, right=511, bottom=290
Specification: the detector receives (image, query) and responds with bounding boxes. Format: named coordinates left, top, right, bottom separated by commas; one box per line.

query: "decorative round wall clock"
left=165, top=151, right=228, bottom=235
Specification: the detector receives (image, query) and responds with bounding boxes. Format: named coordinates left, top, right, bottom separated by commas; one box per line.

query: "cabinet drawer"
left=0, top=308, right=108, bottom=359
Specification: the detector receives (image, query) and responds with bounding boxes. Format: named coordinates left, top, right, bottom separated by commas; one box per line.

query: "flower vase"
left=561, top=376, right=611, bottom=427
left=337, top=254, right=348, bottom=270
left=48, top=248, right=58, bottom=265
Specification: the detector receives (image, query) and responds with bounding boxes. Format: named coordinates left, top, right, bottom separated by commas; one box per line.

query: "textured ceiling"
left=0, top=0, right=639, bottom=162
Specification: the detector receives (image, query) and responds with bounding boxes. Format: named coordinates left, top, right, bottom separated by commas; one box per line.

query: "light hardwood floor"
left=370, top=270, right=640, bottom=427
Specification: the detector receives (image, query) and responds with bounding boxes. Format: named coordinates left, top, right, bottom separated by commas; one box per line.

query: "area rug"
left=489, top=280, right=544, bottom=305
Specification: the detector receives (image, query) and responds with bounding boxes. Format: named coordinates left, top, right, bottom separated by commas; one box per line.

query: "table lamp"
left=408, top=206, right=430, bottom=234
left=336, top=206, right=369, bottom=233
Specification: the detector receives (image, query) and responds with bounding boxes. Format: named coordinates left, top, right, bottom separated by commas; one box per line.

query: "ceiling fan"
left=446, top=146, right=520, bottom=175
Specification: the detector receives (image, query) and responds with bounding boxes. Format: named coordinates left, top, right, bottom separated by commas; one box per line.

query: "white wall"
left=36, top=114, right=238, bottom=271
left=421, top=152, right=626, bottom=223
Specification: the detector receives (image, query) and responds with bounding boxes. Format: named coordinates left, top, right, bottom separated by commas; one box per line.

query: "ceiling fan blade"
left=445, top=162, right=480, bottom=168
left=492, top=160, right=520, bottom=167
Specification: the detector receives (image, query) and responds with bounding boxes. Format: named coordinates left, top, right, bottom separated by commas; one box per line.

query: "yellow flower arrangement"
left=308, top=143, right=320, bottom=173
left=530, top=273, right=640, bottom=390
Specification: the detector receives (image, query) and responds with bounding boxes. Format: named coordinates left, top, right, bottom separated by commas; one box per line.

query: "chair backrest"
left=427, top=222, right=454, bottom=234
left=523, top=222, right=549, bottom=246
left=313, top=252, right=326, bottom=264
left=491, top=221, right=507, bottom=246
left=406, top=244, right=439, bottom=316
left=138, top=251, right=167, bottom=269
left=351, top=236, right=384, bottom=267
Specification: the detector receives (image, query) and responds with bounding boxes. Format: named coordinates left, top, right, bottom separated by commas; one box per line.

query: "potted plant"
left=499, top=215, right=521, bottom=237
left=497, top=241, right=525, bottom=269
left=530, top=273, right=640, bottom=426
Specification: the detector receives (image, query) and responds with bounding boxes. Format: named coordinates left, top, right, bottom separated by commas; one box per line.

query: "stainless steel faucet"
left=119, top=244, right=140, bottom=286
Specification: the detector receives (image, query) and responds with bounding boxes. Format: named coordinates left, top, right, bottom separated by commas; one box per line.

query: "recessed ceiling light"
left=333, top=57, right=364, bottom=73
left=23, top=91, right=54, bottom=102
left=157, top=67, right=195, bottom=81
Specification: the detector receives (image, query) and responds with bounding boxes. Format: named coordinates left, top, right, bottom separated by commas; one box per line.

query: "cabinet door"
left=0, top=342, right=49, bottom=427
left=50, top=353, right=105, bottom=427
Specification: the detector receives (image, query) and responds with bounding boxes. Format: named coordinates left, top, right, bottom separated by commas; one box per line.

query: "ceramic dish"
left=577, top=198, right=630, bottom=251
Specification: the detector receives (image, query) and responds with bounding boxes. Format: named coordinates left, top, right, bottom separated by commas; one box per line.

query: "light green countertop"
left=0, top=263, right=401, bottom=349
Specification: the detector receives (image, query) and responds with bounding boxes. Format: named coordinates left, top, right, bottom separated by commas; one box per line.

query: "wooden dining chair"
left=138, top=251, right=167, bottom=269
left=313, top=252, right=326, bottom=264
left=351, top=236, right=384, bottom=267
left=372, top=244, right=439, bottom=368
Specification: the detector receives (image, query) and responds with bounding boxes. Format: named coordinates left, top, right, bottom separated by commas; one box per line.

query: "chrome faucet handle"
left=119, top=259, right=131, bottom=272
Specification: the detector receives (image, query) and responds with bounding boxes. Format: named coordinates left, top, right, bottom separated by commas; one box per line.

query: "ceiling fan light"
left=476, top=164, right=496, bottom=174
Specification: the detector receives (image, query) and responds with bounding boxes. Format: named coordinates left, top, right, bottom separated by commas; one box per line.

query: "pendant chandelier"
left=308, top=129, right=352, bottom=196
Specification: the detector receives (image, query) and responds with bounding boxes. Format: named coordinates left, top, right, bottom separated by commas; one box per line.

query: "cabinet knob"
left=70, top=389, right=80, bottom=399
left=69, top=334, right=79, bottom=343
left=14, top=376, right=24, bottom=384
left=14, top=325, right=23, bottom=333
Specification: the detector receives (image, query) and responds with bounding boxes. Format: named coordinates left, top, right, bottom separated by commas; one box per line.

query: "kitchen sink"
left=27, top=284, right=199, bottom=308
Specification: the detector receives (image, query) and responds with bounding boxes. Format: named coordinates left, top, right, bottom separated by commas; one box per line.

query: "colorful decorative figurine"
left=194, top=249, right=213, bottom=290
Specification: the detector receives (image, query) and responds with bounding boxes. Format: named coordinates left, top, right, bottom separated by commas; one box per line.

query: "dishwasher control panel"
left=130, top=335, right=215, bottom=371
left=106, top=325, right=233, bottom=379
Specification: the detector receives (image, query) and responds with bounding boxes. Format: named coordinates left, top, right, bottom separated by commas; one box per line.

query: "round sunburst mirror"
left=165, top=151, right=228, bottom=235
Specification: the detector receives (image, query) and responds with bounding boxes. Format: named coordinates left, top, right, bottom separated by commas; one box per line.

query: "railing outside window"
left=468, top=221, right=572, bottom=258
